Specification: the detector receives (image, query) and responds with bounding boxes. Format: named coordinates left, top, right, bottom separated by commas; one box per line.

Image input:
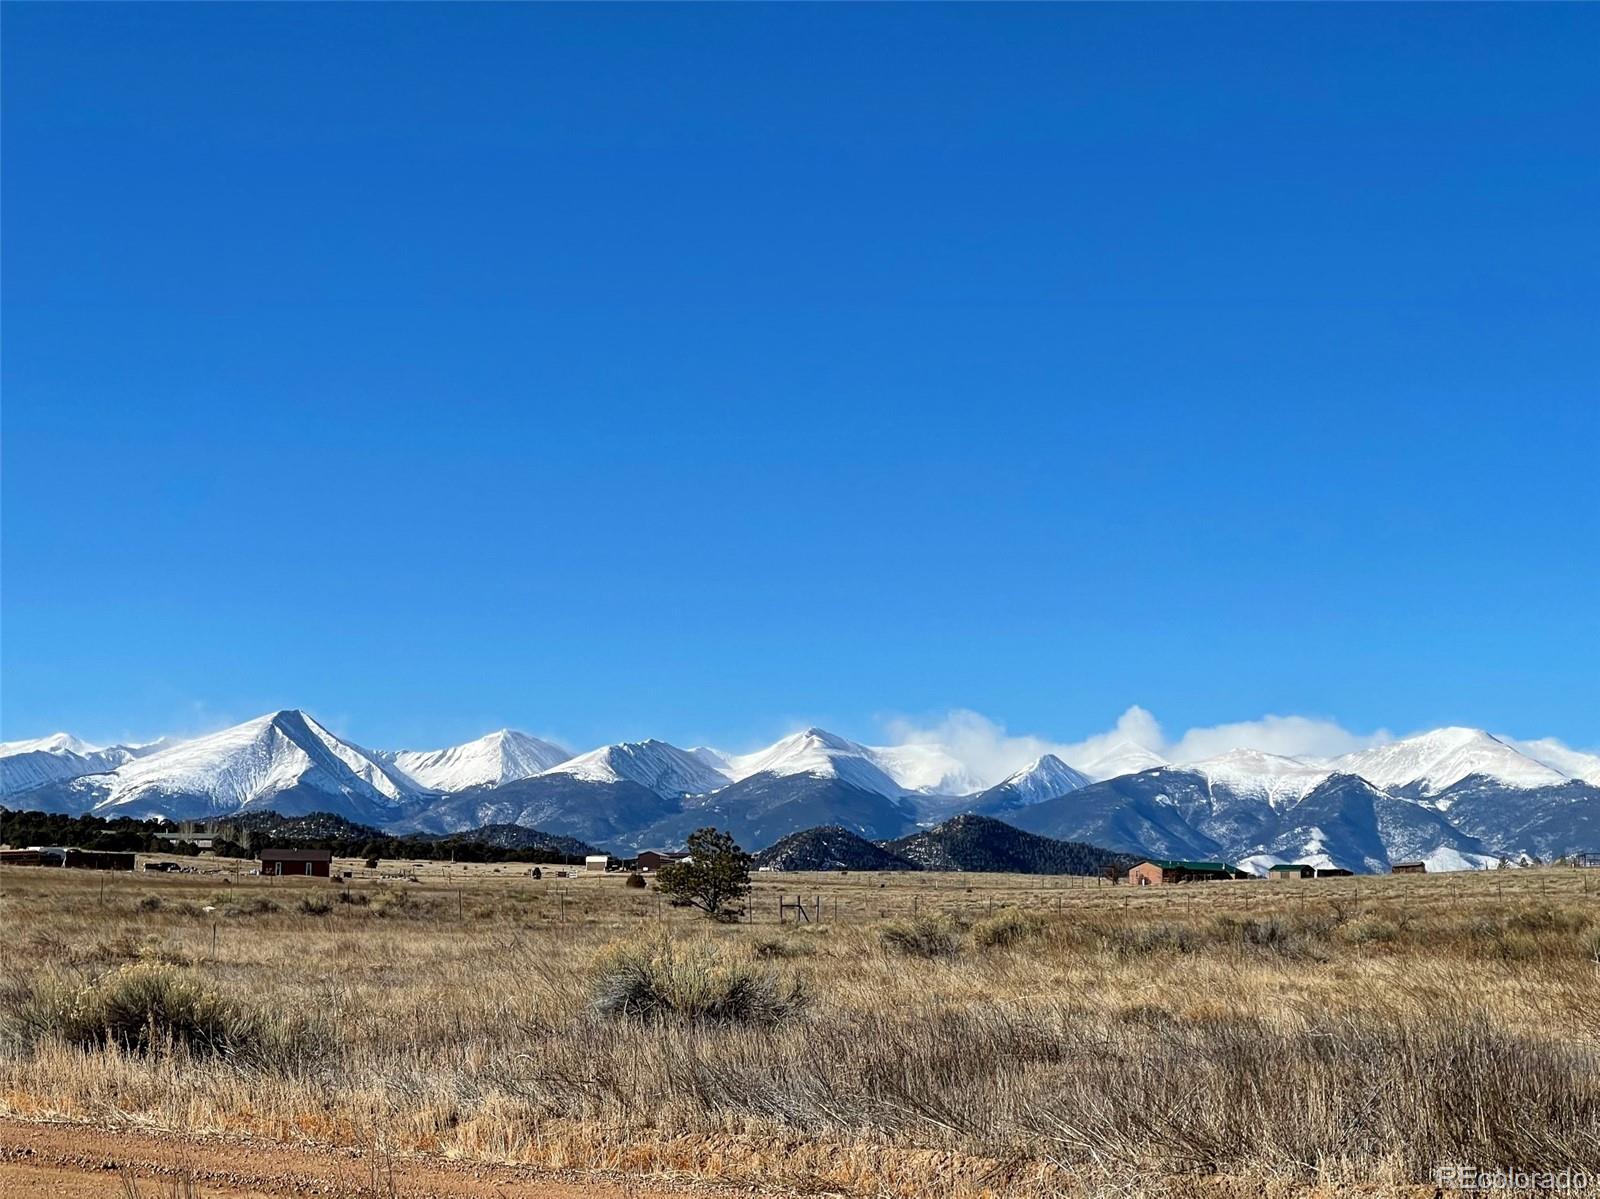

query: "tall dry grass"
left=1, top=862, right=1597, bottom=1196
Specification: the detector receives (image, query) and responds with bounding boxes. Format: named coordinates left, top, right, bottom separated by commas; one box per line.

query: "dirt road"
left=0, top=1118, right=762, bottom=1198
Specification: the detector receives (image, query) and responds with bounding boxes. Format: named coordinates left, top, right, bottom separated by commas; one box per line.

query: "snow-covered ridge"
left=71, top=710, right=420, bottom=819
left=541, top=740, right=731, bottom=797
left=2, top=732, right=102, bottom=757
left=1182, top=749, right=1330, bottom=809
left=1329, top=728, right=1568, bottom=797
left=0, top=734, right=164, bottom=796
left=985, top=754, right=1092, bottom=806
left=381, top=729, right=570, bottom=791
left=4, top=713, right=1594, bottom=872
left=722, top=728, right=912, bottom=798
left=6, top=717, right=1593, bottom=804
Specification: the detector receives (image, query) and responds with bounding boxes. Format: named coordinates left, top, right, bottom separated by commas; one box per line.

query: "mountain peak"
left=724, top=727, right=905, bottom=797
left=1333, top=727, right=1564, bottom=795
left=64, top=709, right=418, bottom=821
left=973, top=753, right=1090, bottom=811
left=383, top=728, right=571, bottom=791
left=0, top=731, right=100, bottom=756
left=542, top=739, right=730, bottom=797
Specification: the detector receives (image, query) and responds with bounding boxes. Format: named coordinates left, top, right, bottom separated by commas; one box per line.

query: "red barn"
left=259, top=848, right=333, bottom=877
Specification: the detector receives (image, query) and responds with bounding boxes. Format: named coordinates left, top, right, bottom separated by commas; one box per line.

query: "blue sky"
left=3, top=5, right=1595, bottom=755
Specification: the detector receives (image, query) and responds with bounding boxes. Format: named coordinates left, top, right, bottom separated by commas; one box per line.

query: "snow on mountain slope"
left=542, top=740, right=731, bottom=798
left=1504, top=737, right=1600, bottom=786
left=687, top=746, right=734, bottom=776
left=982, top=754, right=1092, bottom=807
left=724, top=728, right=907, bottom=797
left=1421, top=846, right=1506, bottom=873
left=1183, top=749, right=1331, bottom=809
left=2, top=732, right=101, bottom=757
left=85, top=710, right=418, bottom=818
left=382, top=730, right=571, bottom=791
left=1, top=733, right=165, bottom=796
left=1077, top=741, right=1169, bottom=781
left=1333, top=728, right=1565, bottom=798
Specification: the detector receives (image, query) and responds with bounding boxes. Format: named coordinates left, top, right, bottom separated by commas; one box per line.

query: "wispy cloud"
left=881, top=706, right=1395, bottom=789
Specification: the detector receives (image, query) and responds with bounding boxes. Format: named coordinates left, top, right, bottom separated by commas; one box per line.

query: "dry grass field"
left=2, top=857, right=1598, bottom=1197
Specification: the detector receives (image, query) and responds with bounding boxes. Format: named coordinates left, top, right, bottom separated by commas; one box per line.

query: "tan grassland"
left=2, top=856, right=1598, bottom=1197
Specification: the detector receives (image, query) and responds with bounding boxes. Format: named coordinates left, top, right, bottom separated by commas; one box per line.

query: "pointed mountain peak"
left=725, top=727, right=904, bottom=798
left=542, top=738, right=731, bottom=798
left=77, top=709, right=416, bottom=819
left=383, top=727, right=571, bottom=791
left=787, top=726, right=858, bottom=750
left=978, top=753, right=1090, bottom=808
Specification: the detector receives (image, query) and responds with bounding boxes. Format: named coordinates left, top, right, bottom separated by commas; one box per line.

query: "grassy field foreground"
left=1, top=861, right=1597, bottom=1197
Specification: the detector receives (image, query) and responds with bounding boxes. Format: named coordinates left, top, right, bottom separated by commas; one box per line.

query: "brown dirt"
left=0, top=1117, right=780, bottom=1198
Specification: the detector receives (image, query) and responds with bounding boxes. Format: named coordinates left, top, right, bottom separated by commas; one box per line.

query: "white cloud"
left=880, top=706, right=1393, bottom=789
left=1166, top=714, right=1389, bottom=763
left=1502, top=736, right=1600, bottom=785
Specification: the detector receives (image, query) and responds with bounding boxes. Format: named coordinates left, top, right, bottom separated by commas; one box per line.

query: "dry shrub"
left=216, top=894, right=279, bottom=918
left=1505, top=904, right=1587, bottom=935
left=750, top=934, right=816, bottom=959
left=589, top=937, right=807, bottom=1025
left=624, top=872, right=647, bottom=889
left=136, top=896, right=164, bottom=913
left=1341, top=912, right=1401, bottom=945
left=1100, top=921, right=1200, bottom=957
left=972, top=906, right=1046, bottom=949
left=1031, top=1005, right=1600, bottom=1179
left=374, top=889, right=415, bottom=918
left=879, top=913, right=963, bottom=958
left=1219, top=914, right=1330, bottom=960
left=12, top=963, right=265, bottom=1059
left=295, top=893, right=334, bottom=916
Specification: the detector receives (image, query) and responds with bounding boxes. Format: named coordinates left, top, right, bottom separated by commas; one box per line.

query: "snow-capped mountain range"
left=4, top=712, right=1596, bottom=873
left=377, top=730, right=570, bottom=792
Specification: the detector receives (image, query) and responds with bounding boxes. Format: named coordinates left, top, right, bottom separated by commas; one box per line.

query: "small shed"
left=1390, top=861, right=1426, bottom=874
left=585, top=854, right=613, bottom=873
left=1269, top=863, right=1314, bottom=881
left=1128, top=859, right=1248, bottom=886
left=260, top=848, right=333, bottom=877
left=635, top=849, right=690, bottom=872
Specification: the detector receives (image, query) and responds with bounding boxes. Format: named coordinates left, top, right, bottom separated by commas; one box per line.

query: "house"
left=1269, top=863, right=1314, bottom=881
left=585, top=854, right=614, bottom=873
left=259, top=848, right=333, bottom=877
left=634, top=849, right=690, bottom=872
left=1128, top=859, right=1248, bottom=886
left=1390, top=861, right=1426, bottom=874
